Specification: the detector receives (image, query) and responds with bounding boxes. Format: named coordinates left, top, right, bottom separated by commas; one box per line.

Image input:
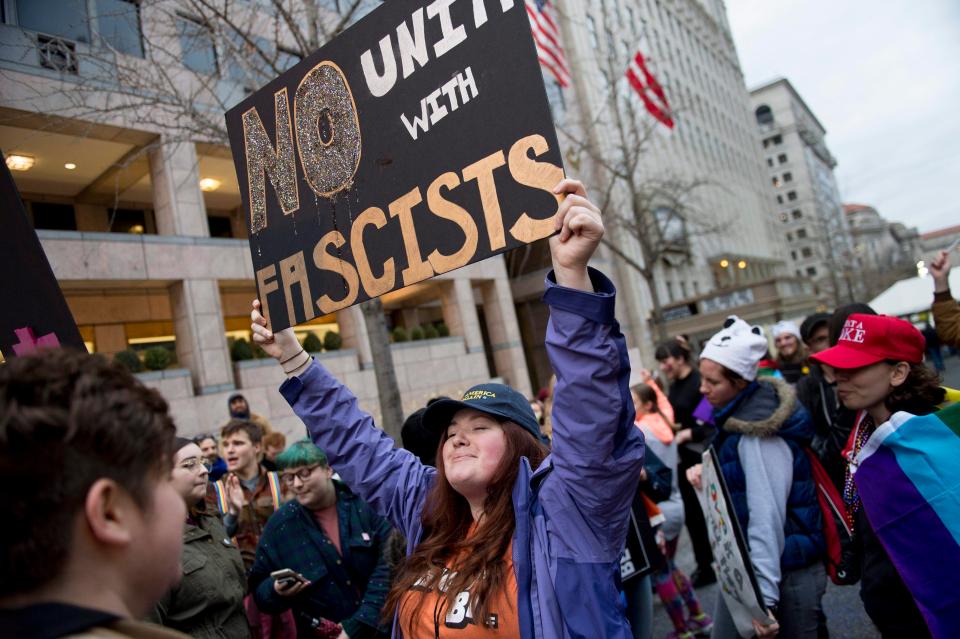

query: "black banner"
left=226, top=0, right=564, bottom=330
left=0, top=150, right=86, bottom=359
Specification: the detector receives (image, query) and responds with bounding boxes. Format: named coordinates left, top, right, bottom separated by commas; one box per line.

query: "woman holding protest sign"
left=687, top=316, right=825, bottom=639
left=809, top=314, right=947, bottom=638
left=251, top=179, right=645, bottom=638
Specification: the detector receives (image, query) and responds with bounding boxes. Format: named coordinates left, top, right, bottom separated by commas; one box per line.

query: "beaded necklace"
left=842, top=411, right=875, bottom=524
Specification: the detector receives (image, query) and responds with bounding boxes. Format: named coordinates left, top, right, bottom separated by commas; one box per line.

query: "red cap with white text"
left=809, top=313, right=925, bottom=370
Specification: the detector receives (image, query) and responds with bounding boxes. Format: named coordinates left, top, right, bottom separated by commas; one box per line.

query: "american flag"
left=625, top=48, right=674, bottom=129
left=525, top=0, right=571, bottom=88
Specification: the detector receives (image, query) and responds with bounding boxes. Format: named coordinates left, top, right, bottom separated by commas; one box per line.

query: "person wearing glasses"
left=249, top=439, right=392, bottom=639
left=151, top=437, right=251, bottom=638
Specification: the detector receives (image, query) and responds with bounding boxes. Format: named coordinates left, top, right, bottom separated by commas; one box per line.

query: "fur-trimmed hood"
left=718, top=377, right=813, bottom=443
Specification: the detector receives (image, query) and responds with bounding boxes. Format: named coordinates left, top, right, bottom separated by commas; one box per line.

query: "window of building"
left=778, top=153, right=788, bottom=164
left=108, top=208, right=148, bottom=233
left=773, top=134, right=783, bottom=145
left=783, top=171, right=793, bottom=182
left=806, top=266, right=817, bottom=276
left=772, top=176, right=781, bottom=187
left=801, top=247, right=813, bottom=258
left=776, top=194, right=783, bottom=204
left=754, top=104, right=773, bottom=125
left=208, top=215, right=233, bottom=238
left=178, top=14, right=218, bottom=75
left=790, top=250, right=797, bottom=260
left=779, top=212, right=789, bottom=223
left=786, top=232, right=793, bottom=241
left=276, top=47, right=301, bottom=71
left=545, top=79, right=566, bottom=119
left=30, top=201, right=77, bottom=230
left=586, top=16, right=598, bottom=48
left=792, top=209, right=802, bottom=219
left=797, top=228, right=808, bottom=239
left=225, top=30, right=272, bottom=85
left=787, top=190, right=797, bottom=201
left=16, top=0, right=89, bottom=42
left=97, top=0, right=143, bottom=57
left=766, top=157, right=774, bottom=167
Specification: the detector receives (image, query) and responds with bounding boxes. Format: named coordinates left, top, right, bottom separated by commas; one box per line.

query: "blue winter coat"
left=712, top=377, right=825, bottom=571
left=278, top=269, right=645, bottom=638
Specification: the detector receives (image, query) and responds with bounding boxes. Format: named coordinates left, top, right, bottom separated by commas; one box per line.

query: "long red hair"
left=385, top=420, right=549, bottom=630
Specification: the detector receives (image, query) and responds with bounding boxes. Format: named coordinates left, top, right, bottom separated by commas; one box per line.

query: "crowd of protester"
left=1, top=181, right=958, bottom=639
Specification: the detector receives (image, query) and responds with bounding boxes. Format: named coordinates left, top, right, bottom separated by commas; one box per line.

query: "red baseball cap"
left=810, top=313, right=925, bottom=370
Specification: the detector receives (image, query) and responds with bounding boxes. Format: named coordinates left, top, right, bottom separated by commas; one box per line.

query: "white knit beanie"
left=772, top=320, right=801, bottom=341
left=700, top=316, right=768, bottom=381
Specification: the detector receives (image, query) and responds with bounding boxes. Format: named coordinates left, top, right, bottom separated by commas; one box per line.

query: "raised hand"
left=929, top=250, right=951, bottom=293
left=549, top=179, right=603, bottom=292
left=251, top=299, right=301, bottom=362
left=225, top=474, right=246, bottom=515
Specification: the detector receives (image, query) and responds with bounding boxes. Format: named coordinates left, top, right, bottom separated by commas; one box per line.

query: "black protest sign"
left=226, top=0, right=564, bottom=331
left=0, top=151, right=86, bottom=359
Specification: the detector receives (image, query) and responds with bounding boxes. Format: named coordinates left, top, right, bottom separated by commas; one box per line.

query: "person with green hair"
left=249, top=439, right=392, bottom=639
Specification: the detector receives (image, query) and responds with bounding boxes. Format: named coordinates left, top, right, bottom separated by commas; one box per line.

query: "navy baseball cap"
left=422, top=383, right=543, bottom=442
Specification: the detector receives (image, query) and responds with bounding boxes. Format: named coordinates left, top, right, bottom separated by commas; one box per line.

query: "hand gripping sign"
left=226, top=0, right=565, bottom=331
left=699, top=448, right=775, bottom=637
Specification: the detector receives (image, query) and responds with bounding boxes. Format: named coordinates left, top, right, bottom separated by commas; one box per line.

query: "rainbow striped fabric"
left=854, top=403, right=960, bottom=638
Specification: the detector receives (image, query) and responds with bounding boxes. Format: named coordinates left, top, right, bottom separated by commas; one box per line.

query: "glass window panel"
left=97, top=0, right=143, bottom=57
left=17, top=0, right=89, bottom=42
left=178, top=15, right=218, bottom=75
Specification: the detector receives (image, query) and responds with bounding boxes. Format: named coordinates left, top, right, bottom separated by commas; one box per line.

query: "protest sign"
left=700, top=447, right=774, bottom=636
left=226, top=0, right=565, bottom=331
left=0, top=151, right=86, bottom=359
left=620, top=504, right=655, bottom=582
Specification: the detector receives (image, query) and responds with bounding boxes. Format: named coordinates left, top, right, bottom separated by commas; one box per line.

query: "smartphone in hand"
left=270, top=568, right=306, bottom=588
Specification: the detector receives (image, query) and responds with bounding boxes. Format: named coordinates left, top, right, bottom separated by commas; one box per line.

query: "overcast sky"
left=724, top=0, right=960, bottom=234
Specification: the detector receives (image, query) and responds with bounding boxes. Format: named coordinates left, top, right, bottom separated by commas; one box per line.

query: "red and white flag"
left=625, top=49, right=674, bottom=129
left=525, top=0, right=571, bottom=88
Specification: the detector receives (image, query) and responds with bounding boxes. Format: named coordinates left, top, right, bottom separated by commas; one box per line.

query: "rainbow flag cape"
left=854, top=403, right=960, bottom=638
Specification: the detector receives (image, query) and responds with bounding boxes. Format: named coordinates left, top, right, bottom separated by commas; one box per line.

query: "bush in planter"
left=114, top=349, right=143, bottom=373
left=410, top=326, right=425, bottom=341
left=423, top=324, right=439, bottom=339
left=323, top=330, right=342, bottom=351
left=301, top=332, right=323, bottom=353
left=437, top=322, right=450, bottom=337
left=143, top=346, right=172, bottom=371
left=230, top=338, right=254, bottom=362
left=392, top=326, right=409, bottom=343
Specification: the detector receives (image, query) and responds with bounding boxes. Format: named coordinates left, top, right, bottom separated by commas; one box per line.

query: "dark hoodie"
left=228, top=393, right=250, bottom=419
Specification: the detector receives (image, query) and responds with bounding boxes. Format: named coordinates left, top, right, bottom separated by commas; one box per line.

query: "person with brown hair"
left=250, top=179, right=645, bottom=638
left=810, top=313, right=946, bottom=638
left=0, top=349, right=187, bottom=638
left=151, top=438, right=250, bottom=638
left=262, top=431, right=287, bottom=472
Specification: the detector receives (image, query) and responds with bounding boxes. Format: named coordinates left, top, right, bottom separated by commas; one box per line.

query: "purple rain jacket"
left=278, top=268, right=646, bottom=638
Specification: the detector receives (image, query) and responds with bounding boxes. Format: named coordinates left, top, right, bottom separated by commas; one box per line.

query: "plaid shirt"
left=249, top=481, right=392, bottom=639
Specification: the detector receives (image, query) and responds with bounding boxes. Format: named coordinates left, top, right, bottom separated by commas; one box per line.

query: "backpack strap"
left=267, top=471, right=283, bottom=511
left=211, top=479, right=229, bottom=515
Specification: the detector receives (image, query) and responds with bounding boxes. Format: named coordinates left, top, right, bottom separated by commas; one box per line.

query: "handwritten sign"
left=225, top=0, right=564, bottom=330
left=700, top=447, right=773, bottom=637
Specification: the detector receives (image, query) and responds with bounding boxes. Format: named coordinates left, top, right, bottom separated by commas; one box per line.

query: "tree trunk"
left=360, top=298, right=404, bottom=440
left=643, top=267, right=669, bottom=345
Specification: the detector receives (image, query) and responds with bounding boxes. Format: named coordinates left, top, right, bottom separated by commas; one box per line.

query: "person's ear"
left=85, top=479, right=136, bottom=547
left=889, top=362, right=911, bottom=388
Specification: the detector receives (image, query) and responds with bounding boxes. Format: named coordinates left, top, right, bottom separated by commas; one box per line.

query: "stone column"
left=336, top=306, right=373, bottom=369
left=169, top=279, right=234, bottom=394
left=149, top=139, right=209, bottom=237
left=440, top=278, right=484, bottom=354
left=479, top=279, right=532, bottom=396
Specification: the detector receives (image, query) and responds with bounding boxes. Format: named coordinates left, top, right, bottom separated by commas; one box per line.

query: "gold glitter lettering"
left=294, top=62, right=362, bottom=198
left=242, top=88, right=300, bottom=234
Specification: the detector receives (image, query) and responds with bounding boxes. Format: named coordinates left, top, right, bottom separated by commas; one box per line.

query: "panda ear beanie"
left=700, top=315, right=769, bottom=381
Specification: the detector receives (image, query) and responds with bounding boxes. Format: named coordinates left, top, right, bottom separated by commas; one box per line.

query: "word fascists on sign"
left=255, top=133, right=562, bottom=326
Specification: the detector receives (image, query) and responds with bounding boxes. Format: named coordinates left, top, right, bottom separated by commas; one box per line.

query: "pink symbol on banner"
left=12, top=327, right=61, bottom=356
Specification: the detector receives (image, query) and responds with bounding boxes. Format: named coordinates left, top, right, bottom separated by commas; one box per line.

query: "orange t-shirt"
left=398, top=542, right=519, bottom=638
